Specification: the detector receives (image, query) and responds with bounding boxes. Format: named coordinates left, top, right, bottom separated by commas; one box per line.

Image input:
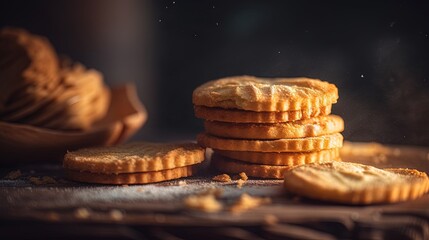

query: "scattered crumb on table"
left=178, top=180, right=187, bottom=186
left=239, top=172, right=248, bottom=181
left=229, top=193, right=271, bottom=213
left=183, top=188, right=224, bottom=213
left=29, top=176, right=57, bottom=185
left=264, top=214, right=279, bottom=225
left=110, top=209, right=124, bottom=221
left=47, top=212, right=60, bottom=221
left=74, top=207, right=90, bottom=219
left=212, top=174, right=232, bottom=182
left=237, top=179, right=245, bottom=188
left=4, top=170, right=22, bottom=180
left=237, top=172, right=248, bottom=188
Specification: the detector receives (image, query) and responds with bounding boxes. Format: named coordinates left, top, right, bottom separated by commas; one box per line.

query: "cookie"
left=283, top=161, right=429, bottom=204
left=192, top=76, right=338, bottom=112
left=204, top=115, right=344, bottom=139
left=215, top=148, right=340, bottom=166
left=64, top=142, right=205, bottom=174
left=194, top=105, right=332, bottom=123
left=65, top=165, right=197, bottom=185
left=197, top=132, right=343, bottom=152
left=211, top=154, right=290, bottom=179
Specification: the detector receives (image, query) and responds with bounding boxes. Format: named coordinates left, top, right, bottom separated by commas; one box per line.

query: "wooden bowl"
left=0, top=84, right=147, bottom=164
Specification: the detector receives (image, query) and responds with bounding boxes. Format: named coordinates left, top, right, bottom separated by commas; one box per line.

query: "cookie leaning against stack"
left=193, top=76, right=344, bottom=179
left=64, top=142, right=205, bottom=184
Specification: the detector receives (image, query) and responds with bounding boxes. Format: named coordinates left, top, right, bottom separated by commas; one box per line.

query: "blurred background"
left=1, top=0, right=428, bottom=145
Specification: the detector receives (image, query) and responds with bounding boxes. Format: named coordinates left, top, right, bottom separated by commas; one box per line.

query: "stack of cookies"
left=64, top=142, right=205, bottom=184
left=193, top=76, right=344, bottom=179
left=0, top=28, right=109, bottom=130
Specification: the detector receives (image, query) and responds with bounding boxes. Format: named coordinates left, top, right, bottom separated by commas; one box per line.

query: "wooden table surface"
left=1, top=142, right=429, bottom=240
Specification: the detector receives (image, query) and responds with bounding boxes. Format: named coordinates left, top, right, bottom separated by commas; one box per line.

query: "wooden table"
left=1, top=142, right=428, bottom=240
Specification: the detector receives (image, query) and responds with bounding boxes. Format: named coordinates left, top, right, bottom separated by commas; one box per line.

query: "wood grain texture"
left=1, top=142, right=428, bottom=239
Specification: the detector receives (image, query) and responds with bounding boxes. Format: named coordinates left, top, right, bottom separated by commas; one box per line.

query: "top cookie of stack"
left=193, top=76, right=344, bottom=179
left=0, top=28, right=109, bottom=130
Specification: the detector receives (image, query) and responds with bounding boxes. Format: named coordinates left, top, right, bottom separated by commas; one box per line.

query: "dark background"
left=1, top=0, right=429, bottom=145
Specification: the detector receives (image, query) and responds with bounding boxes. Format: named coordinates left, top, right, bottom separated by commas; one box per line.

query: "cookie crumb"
left=178, top=180, right=187, bottom=186
left=29, top=176, right=57, bottom=185
left=184, top=194, right=222, bottom=213
left=264, top=214, right=279, bottom=225
left=202, top=187, right=224, bottom=197
left=237, top=179, right=245, bottom=188
left=239, top=172, right=248, bottom=181
left=392, top=148, right=401, bottom=156
left=47, top=212, right=60, bottom=221
left=212, top=174, right=232, bottom=182
left=229, top=193, right=271, bottom=213
left=236, top=172, right=248, bottom=188
left=373, top=154, right=387, bottom=164
left=136, top=187, right=145, bottom=192
left=184, top=188, right=223, bottom=213
left=291, top=196, right=301, bottom=202
left=109, top=209, right=123, bottom=221
left=4, top=170, right=22, bottom=180
left=75, top=208, right=90, bottom=219
left=154, top=214, right=166, bottom=223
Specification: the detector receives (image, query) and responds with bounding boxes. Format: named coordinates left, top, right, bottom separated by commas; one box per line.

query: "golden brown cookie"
left=64, top=142, right=205, bottom=174
left=211, top=154, right=290, bottom=179
left=204, top=115, right=344, bottom=140
left=283, top=161, right=429, bottom=204
left=194, top=105, right=332, bottom=123
left=65, top=165, right=197, bottom=185
left=197, top=132, right=343, bottom=152
left=215, top=148, right=341, bottom=166
left=192, top=76, right=338, bottom=112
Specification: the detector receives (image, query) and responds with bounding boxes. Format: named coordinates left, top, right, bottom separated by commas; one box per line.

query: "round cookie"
left=283, top=161, right=429, bottom=204
left=65, top=165, right=197, bottom=185
left=64, top=142, right=205, bottom=174
left=211, top=154, right=290, bottom=179
left=192, top=76, right=338, bottom=112
left=194, top=105, right=332, bottom=123
left=197, top=132, right=343, bottom=152
left=204, top=115, right=344, bottom=140
left=215, top=148, right=340, bottom=166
